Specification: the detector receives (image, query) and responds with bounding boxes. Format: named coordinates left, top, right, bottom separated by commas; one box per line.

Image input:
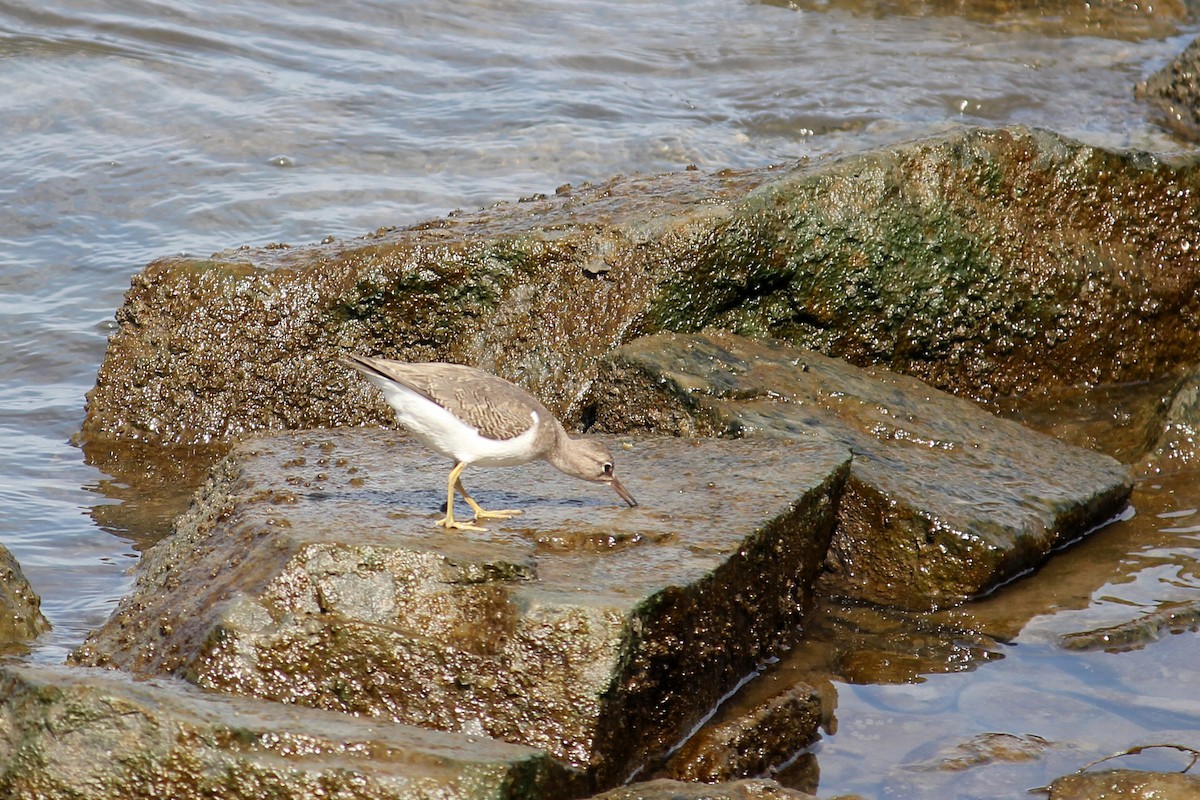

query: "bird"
left=340, top=354, right=637, bottom=531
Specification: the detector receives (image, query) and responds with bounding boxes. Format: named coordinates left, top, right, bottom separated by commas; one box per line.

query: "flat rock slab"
left=0, top=664, right=577, bottom=800
left=73, top=431, right=850, bottom=785
left=591, top=331, right=1133, bottom=609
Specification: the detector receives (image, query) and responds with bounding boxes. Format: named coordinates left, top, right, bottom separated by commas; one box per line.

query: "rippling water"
left=1, top=1, right=1198, bottom=796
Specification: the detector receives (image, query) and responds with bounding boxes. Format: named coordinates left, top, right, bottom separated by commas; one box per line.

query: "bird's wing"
left=344, top=356, right=543, bottom=441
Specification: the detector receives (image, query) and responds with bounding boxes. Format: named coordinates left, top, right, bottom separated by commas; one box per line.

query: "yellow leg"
left=455, top=474, right=523, bottom=522
left=436, top=462, right=488, bottom=532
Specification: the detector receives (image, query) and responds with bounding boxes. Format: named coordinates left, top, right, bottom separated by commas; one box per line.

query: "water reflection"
left=80, top=439, right=229, bottom=549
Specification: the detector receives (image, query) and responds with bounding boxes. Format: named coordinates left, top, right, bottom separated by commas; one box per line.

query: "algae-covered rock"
left=648, top=134, right=1200, bottom=408
left=0, top=544, right=48, bottom=648
left=1138, top=35, right=1200, bottom=141
left=589, top=331, right=1133, bottom=609
left=82, top=167, right=768, bottom=446
left=72, top=430, right=849, bottom=785
left=83, top=128, right=1200, bottom=456
left=0, top=664, right=578, bottom=800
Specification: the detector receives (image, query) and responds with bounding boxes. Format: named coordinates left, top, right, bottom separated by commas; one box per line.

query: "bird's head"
left=554, top=438, right=638, bottom=508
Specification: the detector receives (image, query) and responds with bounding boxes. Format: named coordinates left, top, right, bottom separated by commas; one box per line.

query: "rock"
left=590, top=778, right=818, bottom=800
left=1047, top=768, right=1200, bottom=799
left=82, top=128, right=1200, bottom=457
left=664, top=683, right=824, bottom=782
left=82, top=166, right=767, bottom=447
left=0, top=544, right=49, bottom=649
left=589, top=331, right=1133, bottom=609
left=0, top=663, right=579, bottom=800
left=1138, top=35, right=1200, bottom=142
left=71, top=431, right=850, bottom=786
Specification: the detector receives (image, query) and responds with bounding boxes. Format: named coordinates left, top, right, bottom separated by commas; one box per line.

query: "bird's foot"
left=436, top=515, right=489, bottom=532
left=472, top=508, right=523, bottom=522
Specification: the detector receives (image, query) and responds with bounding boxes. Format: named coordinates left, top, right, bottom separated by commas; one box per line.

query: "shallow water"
left=1, top=0, right=1198, bottom=796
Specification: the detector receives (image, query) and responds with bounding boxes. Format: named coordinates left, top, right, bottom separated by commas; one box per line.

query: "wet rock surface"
left=82, top=166, right=768, bottom=447
left=1138, top=34, right=1200, bottom=142
left=0, top=545, right=48, bottom=650
left=60, top=116, right=1200, bottom=800
left=72, top=430, right=850, bottom=786
left=589, top=331, right=1133, bottom=609
left=0, top=663, right=578, bottom=800
left=83, top=127, right=1200, bottom=462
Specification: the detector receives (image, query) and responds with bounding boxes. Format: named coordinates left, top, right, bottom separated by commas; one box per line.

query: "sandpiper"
left=340, top=354, right=637, bottom=531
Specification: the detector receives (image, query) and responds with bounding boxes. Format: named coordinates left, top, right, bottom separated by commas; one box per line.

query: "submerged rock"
left=0, top=545, right=48, bottom=650
left=1059, top=598, right=1200, bottom=652
left=789, top=597, right=1003, bottom=685
left=72, top=431, right=850, bottom=786
left=589, top=331, right=1133, bottom=609
left=904, top=732, right=1056, bottom=772
left=0, top=663, right=578, bottom=800
left=83, top=128, right=1200, bottom=470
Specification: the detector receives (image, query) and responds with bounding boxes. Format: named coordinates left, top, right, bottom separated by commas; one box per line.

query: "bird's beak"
left=610, top=476, right=638, bottom=508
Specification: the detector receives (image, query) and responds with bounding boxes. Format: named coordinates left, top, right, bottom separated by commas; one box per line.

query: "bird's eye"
left=603, top=462, right=613, bottom=476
